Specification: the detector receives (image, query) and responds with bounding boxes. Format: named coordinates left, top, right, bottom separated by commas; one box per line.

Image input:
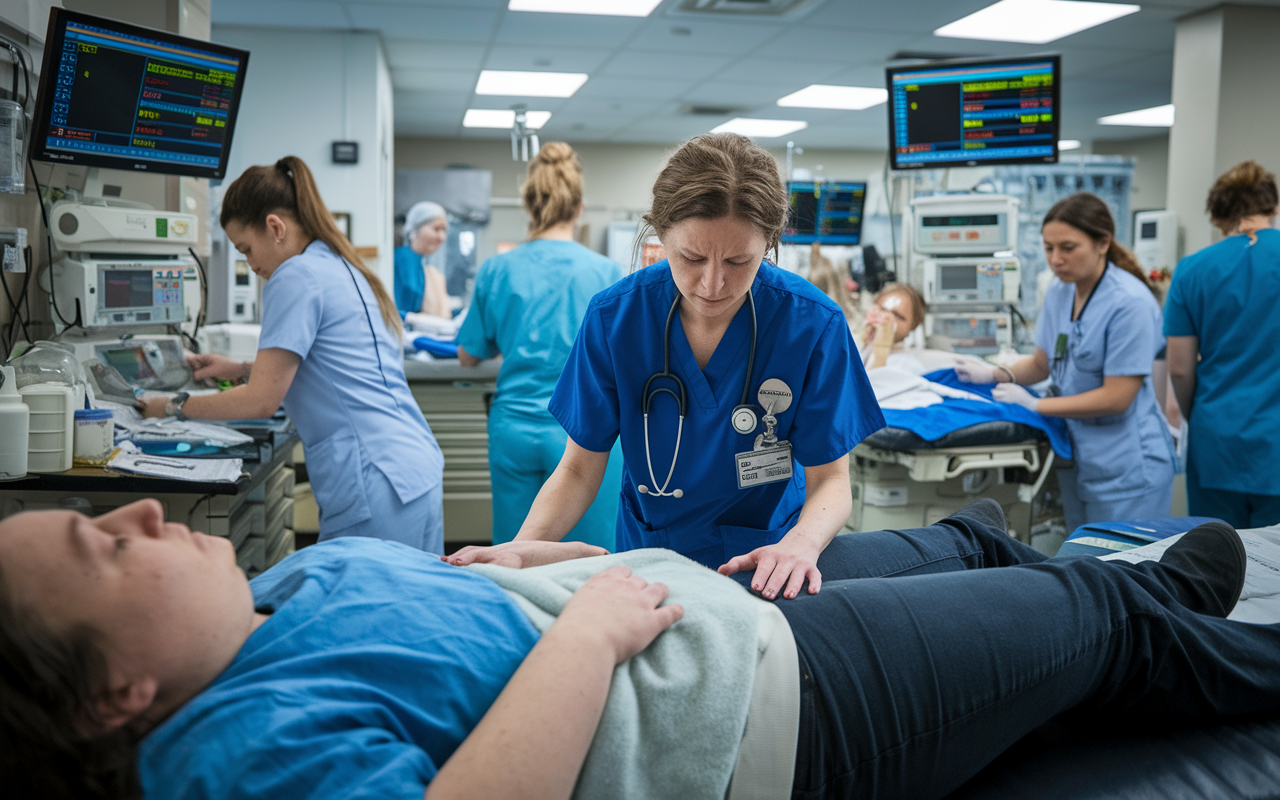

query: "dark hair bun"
left=1207, top=161, right=1278, bottom=225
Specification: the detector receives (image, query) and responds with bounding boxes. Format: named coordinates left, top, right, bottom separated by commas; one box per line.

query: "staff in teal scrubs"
left=394, top=201, right=451, bottom=325
left=143, top=157, right=445, bottom=553
left=1166, top=161, right=1280, bottom=527
left=957, top=193, right=1176, bottom=533
left=456, top=143, right=624, bottom=549
left=451, top=134, right=884, bottom=600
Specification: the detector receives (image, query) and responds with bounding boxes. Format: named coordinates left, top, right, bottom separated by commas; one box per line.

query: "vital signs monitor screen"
left=30, top=8, right=250, bottom=179
left=783, top=182, right=866, bottom=245
left=885, top=55, right=1060, bottom=170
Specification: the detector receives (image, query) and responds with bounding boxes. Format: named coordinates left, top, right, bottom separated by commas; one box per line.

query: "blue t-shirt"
left=137, top=539, right=540, bottom=800
left=1035, top=264, right=1174, bottom=502
left=1164, top=229, right=1280, bottom=494
left=548, top=261, right=883, bottom=568
left=259, top=241, right=443, bottom=531
left=456, top=239, right=622, bottom=422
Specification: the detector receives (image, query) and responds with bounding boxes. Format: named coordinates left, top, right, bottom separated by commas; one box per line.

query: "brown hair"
left=523, top=142, right=584, bottom=238
left=638, top=132, right=788, bottom=264
left=0, top=562, right=141, bottom=799
left=1206, top=160, right=1279, bottom=231
left=221, top=156, right=401, bottom=334
left=1042, top=192, right=1154, bottom=294
left=876, top=283, right=928, bottom=330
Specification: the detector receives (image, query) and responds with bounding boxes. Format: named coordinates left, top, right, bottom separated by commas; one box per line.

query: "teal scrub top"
left=1164, top=229, right=1280, bottom=495
left=1035, top=264, right=1176, bottom=504
left=456, top=239, right=623, bottom=422
left=548, top=261, right=883, bottom=569
left=393, top=245, right=426, bottom=320
left=259, top=241, right=443, bottom=531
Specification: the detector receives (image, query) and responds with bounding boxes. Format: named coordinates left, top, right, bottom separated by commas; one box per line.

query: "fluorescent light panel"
left=712, top=118, right=808, bottom=138
left=777, top=84, right=888, bottom=110
left=935, top=0, right=1140, bottom=44
left=508, top=0, right=662, bottom=15
left=475, top=70, right=588, bottom=97
left=463, top=109, right=552, bottom=129
left=1097, top=104, right=1173, bottom=127
left=1058, top=139, right=1082, bottom=150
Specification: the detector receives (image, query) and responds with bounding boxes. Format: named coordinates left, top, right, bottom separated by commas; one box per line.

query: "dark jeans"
left=731, top=502, right=1280, bottom=800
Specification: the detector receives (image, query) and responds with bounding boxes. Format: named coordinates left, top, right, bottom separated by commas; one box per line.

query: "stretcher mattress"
left=861, top=421, right=1046, bottom=451
left=949, top=523, right=1280, bottom=800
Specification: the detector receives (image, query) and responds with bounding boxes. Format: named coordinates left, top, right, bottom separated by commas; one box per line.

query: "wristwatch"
left=165, top=391, right=190, bottom=421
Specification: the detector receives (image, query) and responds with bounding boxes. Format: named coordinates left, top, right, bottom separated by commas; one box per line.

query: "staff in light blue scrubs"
left=957, top=193, right=1176, bottom=533
left=1166, top=161, right=1280, bottom=527
left=143, top=157, right=445, bottom=553
left=452, top=133, right=884, bottom=600
left=456, top=142, right=624, bottom=549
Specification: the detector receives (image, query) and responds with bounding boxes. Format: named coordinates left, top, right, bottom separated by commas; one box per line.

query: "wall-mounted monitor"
left=886, top=55, right=1060, bottom=170
left=782, top=181, right=866, bottom=245
left=30, top=8, right=250, bottom=179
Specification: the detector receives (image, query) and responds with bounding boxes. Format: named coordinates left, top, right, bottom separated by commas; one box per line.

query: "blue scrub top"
left=548, top=261, right=884, bottom=569
left=1164, top=229, right=1280, bottom=495
left=260, top=241, right=443, bottom=531
left=456, top=239, right=623, bottom=422
left=138, top=539, right=540, bottom=800
left=393, top=245, right=425, bottom=320
left=1035, top=264, right=1175, bottom=503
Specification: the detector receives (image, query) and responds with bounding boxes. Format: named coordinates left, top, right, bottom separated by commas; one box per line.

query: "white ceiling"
left=209, top=0, right=1277, bottom=149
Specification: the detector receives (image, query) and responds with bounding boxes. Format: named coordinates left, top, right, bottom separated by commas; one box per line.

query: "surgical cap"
left=404, top=201, right=447, bottom=235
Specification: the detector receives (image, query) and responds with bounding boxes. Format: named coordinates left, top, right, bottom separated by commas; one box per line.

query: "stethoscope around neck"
left=638, top=289, right=759, bottom=499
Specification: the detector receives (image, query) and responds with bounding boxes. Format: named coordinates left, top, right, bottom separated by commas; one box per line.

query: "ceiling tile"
left=713, top=56, right=849, bottom=87
left=574, top=75, right=701, bottom=100
left=625, top=17, right=780, bottom=54
left=599, top=50, right=734, bottom=79
left=392, top=68, right=479, bottom=92
left=345, top=0, right=505, bottom=6
left=1055, top=7, right=1180, bottom=51
left=494, top=10, right=644, bottom=46
left=482, top=45, right=616, bottom=73
left=345, top=4, right=499, bottom=42
left=800, top=0, right=989, bottom=33
left=764, top=26, right=918, bottom=61
left=394, top=88, right=472, bottom=113
left=384, top=39, right=487, bottom=71
left=213, top=0, right=350, bottom=28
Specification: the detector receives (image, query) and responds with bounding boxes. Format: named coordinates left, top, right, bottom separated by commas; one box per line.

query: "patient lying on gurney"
left=4, top=498, right=1279, bottom=800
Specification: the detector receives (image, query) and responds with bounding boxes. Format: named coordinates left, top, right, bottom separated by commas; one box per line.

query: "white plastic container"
left=73, top=408, right=115, bottom=466
left=19, top=383, right=74, bottom=473
left=0, top=365, right=28, bottom=479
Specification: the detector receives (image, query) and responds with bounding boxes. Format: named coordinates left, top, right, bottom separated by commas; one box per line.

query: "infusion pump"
left=51, top=258, right=192, bottom=328
left=910, top=194, right=1020, bottom=255
left=923, top=257, right=1021, bottom=305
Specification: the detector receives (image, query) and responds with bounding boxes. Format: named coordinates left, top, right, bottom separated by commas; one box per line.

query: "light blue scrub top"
left=456, top=239, right=623, bottom=421
left=393, top=245, right=426, bottom=320
left=548, top=261, right=884, bottom=569
left=1036, top=264, right=1175, bottom=503
left=138, top=538, right=540, bottom=799
left=1164, top=229, right=1280, bottom=495
left=259, top=241, right=443, bottom=531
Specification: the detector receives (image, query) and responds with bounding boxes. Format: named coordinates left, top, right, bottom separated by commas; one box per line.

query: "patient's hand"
left=443, top=540, right=607, bottom=569
left=557, top=566, right=684, bottom=665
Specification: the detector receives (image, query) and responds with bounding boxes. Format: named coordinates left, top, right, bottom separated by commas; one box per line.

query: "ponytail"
left=522, top=142, right=584, bottom=238
left=221, top=156, right=402, bottom=335
left=1043, top=192, right=1156, bottom=296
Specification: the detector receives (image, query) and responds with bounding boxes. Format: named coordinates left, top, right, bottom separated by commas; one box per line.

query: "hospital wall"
left=211, top=25, right=396, bottom=287
left=394, top=136, right=886, bottom=262
left=1093, top=133, right=1171, bottom=216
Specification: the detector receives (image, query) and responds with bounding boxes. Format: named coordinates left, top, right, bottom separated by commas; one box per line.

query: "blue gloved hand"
left=992, top=382, right=1040, bottom=412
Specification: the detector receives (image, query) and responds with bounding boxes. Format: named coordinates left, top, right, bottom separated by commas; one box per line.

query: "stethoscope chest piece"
left=731, top=405, right=758, bottom=435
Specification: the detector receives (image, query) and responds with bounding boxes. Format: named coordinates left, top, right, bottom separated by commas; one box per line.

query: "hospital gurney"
left=948, top=522, right=1280, bottom=799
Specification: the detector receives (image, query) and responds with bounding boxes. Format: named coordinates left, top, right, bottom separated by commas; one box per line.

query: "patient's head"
left=872, top=283, right=928, bottom=343
left=0, top=500, right=260, bottom=798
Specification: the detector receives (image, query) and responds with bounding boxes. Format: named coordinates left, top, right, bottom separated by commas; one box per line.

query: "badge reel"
left=735, top=379, right=795, bottom=490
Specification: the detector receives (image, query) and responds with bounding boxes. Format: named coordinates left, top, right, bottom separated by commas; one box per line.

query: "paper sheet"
left=95, top=399, right=255, bottom=447
left=107, top=451, right=244, bottom=483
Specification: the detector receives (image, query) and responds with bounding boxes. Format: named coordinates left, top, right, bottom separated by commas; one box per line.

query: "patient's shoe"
left=1155, top=521, right=1247, bottom=618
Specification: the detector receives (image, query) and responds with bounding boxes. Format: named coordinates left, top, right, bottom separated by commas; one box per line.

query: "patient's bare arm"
left=424, top=567, right=683, bottom=800
left=443, top=540, right=608, bottom=569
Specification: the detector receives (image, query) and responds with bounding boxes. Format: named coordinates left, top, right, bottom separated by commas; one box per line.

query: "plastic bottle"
left=0, top=365, right=28, bottom=479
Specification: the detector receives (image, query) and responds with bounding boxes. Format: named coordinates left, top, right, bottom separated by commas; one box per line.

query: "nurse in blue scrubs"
left=456, top=142, right=624, bottom=549
left=957, top=193, right=1176, bottom=532
left=143, top=157, right=445, bottom=553
left=1166, top=161, right=1280, bottom=527
left=451, top=133, right=884, bottom=600
left=394, top=201, right=451, bottom=325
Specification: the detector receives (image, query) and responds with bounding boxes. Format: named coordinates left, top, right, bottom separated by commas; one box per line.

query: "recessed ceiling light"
left=508, top=0, right=662, bottom=15
left=475, top=70, right=588, bottom=97
left=463, top=109, right=552, bottom=129
left=935, top=0, right=1140, bottom=44
left=711, top=118, right=808, bottom=138
left=1097, top=104, right=1173, bottom=127
left=1058, top=139, right=1082, bottom=150
left=777, top=85, right=888, bottom=111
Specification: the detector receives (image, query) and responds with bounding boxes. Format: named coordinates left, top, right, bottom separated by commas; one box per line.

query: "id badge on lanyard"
left=734, top=389, right=794, bottom=489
